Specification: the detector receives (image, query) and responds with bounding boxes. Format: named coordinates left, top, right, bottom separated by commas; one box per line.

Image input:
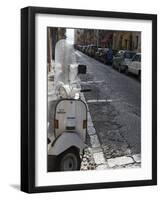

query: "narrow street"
left=76, top=50, right=141, bottom=168
left=47, top=50, right=141, bottom=171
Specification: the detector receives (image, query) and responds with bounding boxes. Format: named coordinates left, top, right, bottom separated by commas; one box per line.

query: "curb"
left=81, top=93, right=109, bottom=169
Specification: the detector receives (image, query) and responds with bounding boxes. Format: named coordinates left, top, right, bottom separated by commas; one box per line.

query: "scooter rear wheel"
left=58, top=147, right=81, bottom=171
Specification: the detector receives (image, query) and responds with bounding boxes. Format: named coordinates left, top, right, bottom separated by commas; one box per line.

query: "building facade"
left=47, top=27, right=66, bottom=72
left=112, top=31, right=141, bottom=52
left=74, top=29, right=113, bottom=48
left=74, top=29, right=141, bottom=52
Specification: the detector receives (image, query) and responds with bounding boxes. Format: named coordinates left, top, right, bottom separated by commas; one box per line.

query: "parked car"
left=82, top=45, right=88, bottom=53
left=112, top=50, right=136, bottom=72
left=78, top=45, right=83, bottom=51
left=95, top=48, right=108, bottom=62
left=112, top=49, right=118, bottom=57
left=103, top=48, right=118, bottom=65
left=99, top=48, right=109, bottom=63
left=95, top=48, right=102, bottom=60
left=87, top=45, right=97, bottom=57
left=75, top=45, right=82, bottom=51
left=99, top=49, right=118, bottom=65
left=91, top=46, right=100, bottom=58
left=126, top=53, right=141, bottom=80
left=104, top=48, right=112, bottom=64
left=84, top=45, right=89, bottom=55
left=80, top=45, right=85, bottom=52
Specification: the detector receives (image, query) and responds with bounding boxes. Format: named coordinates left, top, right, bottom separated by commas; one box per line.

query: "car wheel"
left=112, top=63, right=115, bottom=69
left=58, top=147, right=81, bottom=171
left=118, top=65, right=122, bottom=73
left=125, top=67, right=129, bottom=75
left=138, top=71, right=141, bottom=81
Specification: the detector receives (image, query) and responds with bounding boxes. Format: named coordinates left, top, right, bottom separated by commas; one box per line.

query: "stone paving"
left=80, top=92, right=141, bottom=170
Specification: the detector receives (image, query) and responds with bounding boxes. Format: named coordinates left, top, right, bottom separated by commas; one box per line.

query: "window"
left=124, top=52, right=136, bottom=59
left=132, top=54, right=141, bottom=62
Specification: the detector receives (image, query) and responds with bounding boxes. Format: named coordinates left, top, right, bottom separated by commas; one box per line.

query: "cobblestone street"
left=76, top=50, right=141, bottom=170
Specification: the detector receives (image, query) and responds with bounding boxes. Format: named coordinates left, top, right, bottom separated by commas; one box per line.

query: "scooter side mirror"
left=78, top=64, right=87, bottom=74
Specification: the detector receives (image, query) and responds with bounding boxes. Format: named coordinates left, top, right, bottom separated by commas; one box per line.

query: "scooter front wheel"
left=58, top=147, right=81, bottom=171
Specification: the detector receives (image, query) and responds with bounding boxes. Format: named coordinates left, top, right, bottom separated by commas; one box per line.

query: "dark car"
left=82, top=45, right=88, bottom=53
left=86, top=45, right=91, bottom=55
left=95, top=48, right=108, bottom=62
left=75, top=45, right=82, bottom=51
left=104, top=48, right=116, bottom=65
left=87, top=45, right=97, bottom=57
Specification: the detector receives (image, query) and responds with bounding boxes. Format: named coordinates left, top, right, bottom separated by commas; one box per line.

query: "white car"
left=113, top=50, right=136, bottom=72
left=126, top=53, right=141, bottom=80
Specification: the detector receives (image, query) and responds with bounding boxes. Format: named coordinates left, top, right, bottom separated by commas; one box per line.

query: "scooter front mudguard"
left=48, top=132, right=87, bottom=156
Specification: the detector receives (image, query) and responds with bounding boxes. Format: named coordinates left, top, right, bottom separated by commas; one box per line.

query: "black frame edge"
left=21, top=7, right=30, bottom=193
left=152, top=14, right=157, bottom=185
left=21, top=7, right=36, bottom=193
left=24, top=6, right=156, bottom=20
left=32, top=180, right=155, bottom=193
left=21, top=6, right=157, bottom=193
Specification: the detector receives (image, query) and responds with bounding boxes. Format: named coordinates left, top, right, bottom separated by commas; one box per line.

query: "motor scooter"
left=48, top=39, right=88, bottom=171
